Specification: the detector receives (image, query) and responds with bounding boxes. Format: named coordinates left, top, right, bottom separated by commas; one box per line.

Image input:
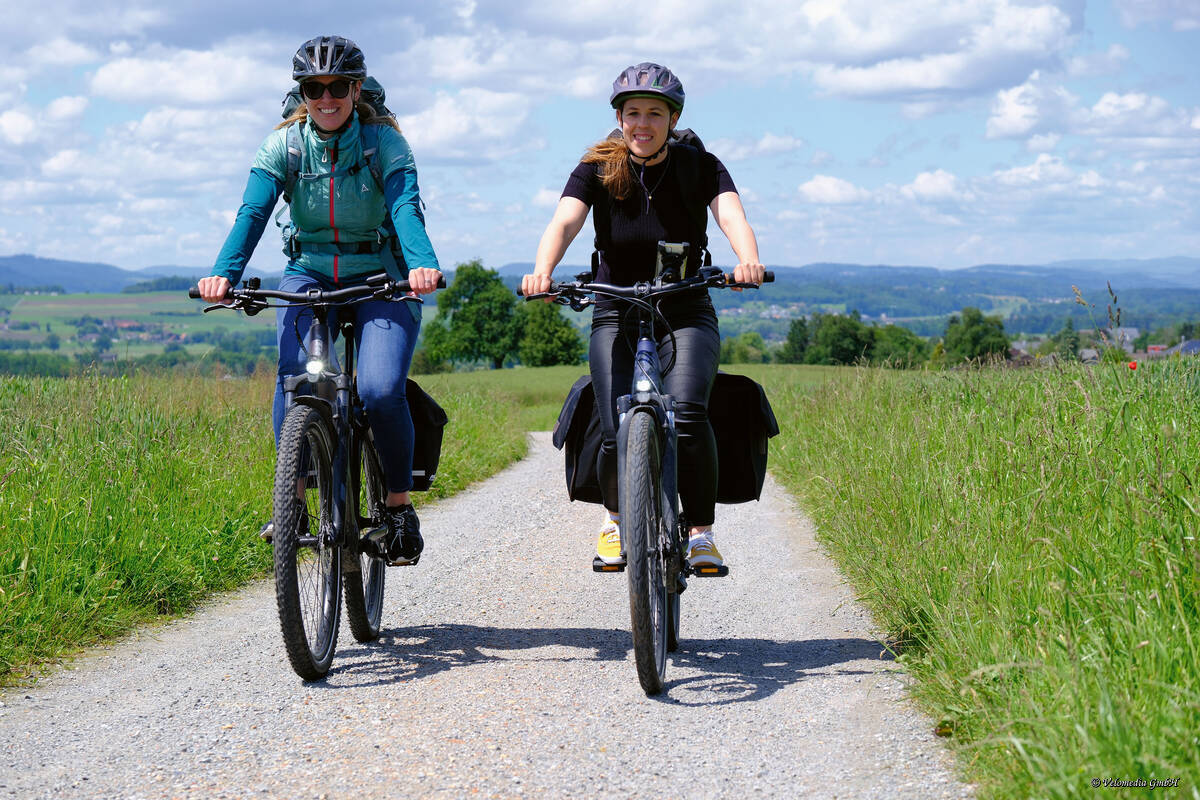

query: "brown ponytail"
left=582, top=135, right=635, bottom=201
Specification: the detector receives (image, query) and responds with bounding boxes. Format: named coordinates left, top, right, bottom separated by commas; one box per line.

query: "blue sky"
left=1, top=0, right=1197, bottom=275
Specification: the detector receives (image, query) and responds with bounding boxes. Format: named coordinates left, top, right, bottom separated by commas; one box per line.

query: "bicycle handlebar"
left=520, top=267, right=774, bottom=303
left=188, top=272, right=445, bottom=308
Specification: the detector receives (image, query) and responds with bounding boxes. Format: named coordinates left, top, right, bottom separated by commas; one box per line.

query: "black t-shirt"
left=562, top=146, right=737, bottom=286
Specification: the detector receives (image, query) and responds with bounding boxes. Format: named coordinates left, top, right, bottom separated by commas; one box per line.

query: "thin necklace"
left=631, top=149, right=670, bottom=212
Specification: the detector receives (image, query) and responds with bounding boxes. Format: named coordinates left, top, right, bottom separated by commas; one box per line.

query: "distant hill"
left=0, top=254, right=278, bottom=293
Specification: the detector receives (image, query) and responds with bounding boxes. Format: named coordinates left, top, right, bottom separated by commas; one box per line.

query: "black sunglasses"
left=300, top=79, right=352, bottom=100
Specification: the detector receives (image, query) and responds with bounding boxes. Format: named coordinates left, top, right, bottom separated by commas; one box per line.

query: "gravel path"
left=0, top=432, right=971, bottom=799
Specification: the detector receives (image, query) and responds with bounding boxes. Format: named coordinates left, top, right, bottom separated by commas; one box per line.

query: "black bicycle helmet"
left=292, top=35, right=367, bottom=81
left=609, top=62, right=685, bottom=112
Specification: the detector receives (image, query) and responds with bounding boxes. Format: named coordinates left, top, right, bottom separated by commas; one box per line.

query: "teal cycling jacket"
left=212, top=115, right=439, bottom=285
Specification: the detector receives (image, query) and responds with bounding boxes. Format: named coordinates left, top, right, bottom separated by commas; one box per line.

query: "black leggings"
left=589, top=295, right=720, bottom=526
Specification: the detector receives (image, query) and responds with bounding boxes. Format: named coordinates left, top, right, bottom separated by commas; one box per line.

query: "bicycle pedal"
left=593, top=556, right=626, bottom=573
left=688, top=564, right=730, bottom=577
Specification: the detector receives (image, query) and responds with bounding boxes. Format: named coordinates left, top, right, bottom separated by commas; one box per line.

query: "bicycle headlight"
left=635, top=378, right=653, bottom=392
left=305, top=358, right=324, bottom=377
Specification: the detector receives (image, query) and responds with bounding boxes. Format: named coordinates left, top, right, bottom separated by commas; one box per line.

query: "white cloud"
left=799, top=175, right=871, bottom=204
left=1113, top=0, right=1200, bottom=30
left=993, top=154, right=1075, bottom=186
left=29, top=37, right=100, bottom=67
left=532, top=188, right=560, bottom=208
left=397, top=89, right=537, bottom=162
left=1027, top=132, right=1061, bottom=152
left=45, top=96, right=89, bottom=122
left=709, top=132, right=805, bottom=162
left=0, top=111, right=37, bottom=146
left=1066, top=44, right=1130, bottom=77
left=90, top=44, right=279, bottom=105
left=902, top=169, right=962, bottom=201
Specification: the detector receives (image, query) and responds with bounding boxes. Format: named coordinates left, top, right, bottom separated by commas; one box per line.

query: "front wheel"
left=274, top=405, right=341, bottom=681
left=343, top=432, right=387, bottom=642
left=621, top=409, right=669, bottom=695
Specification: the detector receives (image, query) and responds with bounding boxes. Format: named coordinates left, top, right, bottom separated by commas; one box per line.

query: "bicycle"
left=189, top=272, right=444, bottom=680
left=524, top=247, right=772, bottom=694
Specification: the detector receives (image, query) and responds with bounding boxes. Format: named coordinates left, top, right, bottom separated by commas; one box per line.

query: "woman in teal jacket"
left=198, top=35, right=439, bottom=565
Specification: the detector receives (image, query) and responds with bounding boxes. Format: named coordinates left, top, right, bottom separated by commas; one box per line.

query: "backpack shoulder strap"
left=359, top=123, right=385, bottom=192
left=669, top=142, right=710, bottom=264
left=283, top=122, right=303, bottom=204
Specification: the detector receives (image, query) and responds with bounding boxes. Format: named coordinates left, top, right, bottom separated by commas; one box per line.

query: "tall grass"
left=760, top=360, right=1200, bottom=797
left=0, top=366, right=546, bottom=683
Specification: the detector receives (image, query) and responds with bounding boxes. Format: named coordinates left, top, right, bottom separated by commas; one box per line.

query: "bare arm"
left=522, top=197, right=589, bottom=297
left=710, top=191, right=764, bottom=286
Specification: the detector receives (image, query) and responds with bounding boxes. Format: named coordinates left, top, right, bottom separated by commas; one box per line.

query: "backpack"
left=275, top=77, right=408, bottom=279
left=551, top=372, right=779, bottom=505
left=591, top=127, right=713, bottom=276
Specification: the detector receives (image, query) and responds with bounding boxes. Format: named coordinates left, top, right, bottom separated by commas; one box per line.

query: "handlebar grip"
left=764, top=271, right=775, bottom=283
left=188, top=287, right=200, bottom=299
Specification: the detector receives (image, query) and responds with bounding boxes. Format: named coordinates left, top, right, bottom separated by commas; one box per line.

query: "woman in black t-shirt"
left=523, top=62, right=764, bottom=572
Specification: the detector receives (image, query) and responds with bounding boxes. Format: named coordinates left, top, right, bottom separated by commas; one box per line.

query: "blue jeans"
left=273, top=272, right=422, bottom=494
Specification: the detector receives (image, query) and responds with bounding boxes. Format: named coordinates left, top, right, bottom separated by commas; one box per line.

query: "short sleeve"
left=703, top=152, right=737, bottom=202
left=562, top=161, right=600, bottom=207
left=251, top=128, right=289, bottom=182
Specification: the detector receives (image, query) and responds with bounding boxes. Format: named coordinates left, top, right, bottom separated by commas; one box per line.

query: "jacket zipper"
left=329, top=144, right=339, bottom=284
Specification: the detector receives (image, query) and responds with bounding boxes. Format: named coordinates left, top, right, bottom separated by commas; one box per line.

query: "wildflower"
left=1128, top=361, right=1137, bottom=370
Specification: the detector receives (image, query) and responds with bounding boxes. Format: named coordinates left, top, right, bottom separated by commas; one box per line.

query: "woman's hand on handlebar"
left=731, top=261, right=766, bottom=291
left=197, top=275, right=232, bottom=303
left=521, top=272, right=555, bottom=302
left=407, top=268, right=443, bottom=296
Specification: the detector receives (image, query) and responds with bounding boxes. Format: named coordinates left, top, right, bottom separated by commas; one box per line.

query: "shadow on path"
left=316, top=623, right=889, bottom=705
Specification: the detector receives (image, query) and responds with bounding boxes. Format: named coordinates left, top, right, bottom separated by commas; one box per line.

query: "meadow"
left=749, top=359, right=1200, bottom=798
left=2, top=358, right=1197, bottom=798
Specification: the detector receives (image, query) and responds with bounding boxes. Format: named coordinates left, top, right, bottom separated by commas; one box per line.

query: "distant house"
left=1104, top=327, right=1140, bottom=354
left=1165, top=339, right=1200, bottom=357
left=1079, top=348, right=1100, bottom=364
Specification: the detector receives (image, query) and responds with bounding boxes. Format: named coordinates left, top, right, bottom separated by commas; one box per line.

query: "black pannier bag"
left=407, top=378, right=448, bottom=492
left=552, top=372, right=779, bottom=505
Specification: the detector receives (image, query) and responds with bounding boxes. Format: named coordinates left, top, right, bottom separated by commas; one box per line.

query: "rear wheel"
left=344, top=433, right=386, bottom=642
left=621, top=409, right=668, bottom=695
left=274, top=405, right=341, bottom=681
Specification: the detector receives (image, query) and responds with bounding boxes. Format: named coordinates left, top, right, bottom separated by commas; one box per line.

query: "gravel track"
left=0, top=432, right=972, bottom=799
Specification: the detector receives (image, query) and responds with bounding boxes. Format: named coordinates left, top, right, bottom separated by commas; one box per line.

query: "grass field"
left=755, top=359, right=1200, bottom=798
left=0, top=365, right=544, bottom=684
left=4, top=356, right=1198, bottom=797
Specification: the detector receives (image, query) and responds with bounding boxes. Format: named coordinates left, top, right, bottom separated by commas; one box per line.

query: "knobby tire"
left=621, top=409, right=669, bottom=695
left=274, top=405, right=341, bottom=681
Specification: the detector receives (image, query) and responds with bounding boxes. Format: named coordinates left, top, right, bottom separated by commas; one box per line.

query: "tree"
left=44, top=333, right=61, bottom=351
left=719, top=331, right=770, bottom=364
left=1053, top=317, right=1080, bottom=361
left=516, top=301, right=584, bottom=367
left=872, top=324, right=929, bottom=367
left=943, top=307, right=1008, bottom=365
left=425, top=260, right=518, bottom=369
left=805, top=312, right=873, bottom=365
left=776, top=317, right=808, bottom=364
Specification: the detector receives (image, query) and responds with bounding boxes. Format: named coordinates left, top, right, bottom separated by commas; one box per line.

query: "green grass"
left=756, top=360, right=1200, bottom=798
left=0, top=365, right=567, bottom=684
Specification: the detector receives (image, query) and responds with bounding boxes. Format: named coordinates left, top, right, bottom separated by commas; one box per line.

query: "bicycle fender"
left=292, top=395, right=336, bottom=430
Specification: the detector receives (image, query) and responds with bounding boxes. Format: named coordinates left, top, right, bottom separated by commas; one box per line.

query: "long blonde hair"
left=276, top=101, right=402, bottom=133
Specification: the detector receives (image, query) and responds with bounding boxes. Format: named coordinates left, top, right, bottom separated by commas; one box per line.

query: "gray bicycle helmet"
left=292, top=35, right=367, bottom=81
left=609, top=62, right=685, bottom=112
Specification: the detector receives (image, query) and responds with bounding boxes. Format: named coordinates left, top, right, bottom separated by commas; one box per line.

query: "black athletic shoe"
left=384, top=504, right=423, bottom=565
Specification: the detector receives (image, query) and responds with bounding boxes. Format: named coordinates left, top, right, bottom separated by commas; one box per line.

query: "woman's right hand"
left=197, top=276, right=232, bottom=303
left=521, top=273, right=554, bottom=301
